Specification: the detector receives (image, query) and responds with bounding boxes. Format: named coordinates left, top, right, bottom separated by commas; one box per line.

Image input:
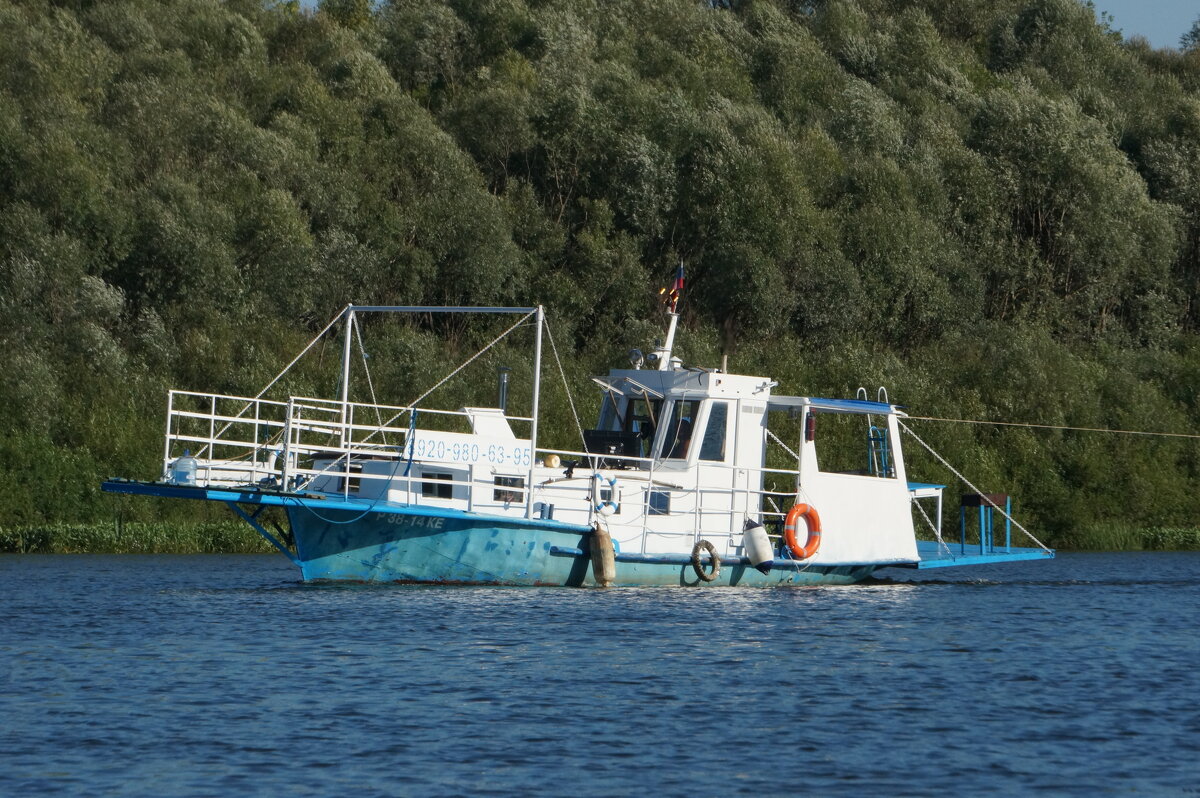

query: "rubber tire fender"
left=690, top=539, right=720, bottom=583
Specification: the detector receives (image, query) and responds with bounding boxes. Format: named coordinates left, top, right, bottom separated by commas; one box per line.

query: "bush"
left=0, top=521, right=275, bottom=554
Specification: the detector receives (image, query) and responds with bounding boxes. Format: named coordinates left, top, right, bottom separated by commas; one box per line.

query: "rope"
left=288, top=455, right=406, bottom=526
left=194, top=309, right=345, bottom=459
left=906, top=415, right=1200, bottom=440
left=910, top=490, right=951, bottom=557
left=273, top=310, right=535, bottom=495
left=898, top=420, right=1051, bottom=553
left=359, top=309, right=538, bottom=445
left=352, top=314, right=388, bottom=446
left=544, top=318, right=587, bottom=448
left=275, top=313, right=389, bottom=494
left=766, top=428, right=800, bottom=462
left=257, top=309, right=346, bottom=403
left=291, top=496, right=382, bottom=526
left=406, top=310, right=537, bottom=409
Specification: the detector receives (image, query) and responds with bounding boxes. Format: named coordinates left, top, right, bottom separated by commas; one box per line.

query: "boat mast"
left=655, top=263, right=684, bottom=370
left=657, top=312, right=679, bottom=371
left=340, top=303, right=355, bottom=451
left=527, top=305, right=544, bottom=519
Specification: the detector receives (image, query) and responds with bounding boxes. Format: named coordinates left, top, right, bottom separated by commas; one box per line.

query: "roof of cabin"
left=767, top=396, right=899, bottom=414
left=597, top=369, right=900, bottom=415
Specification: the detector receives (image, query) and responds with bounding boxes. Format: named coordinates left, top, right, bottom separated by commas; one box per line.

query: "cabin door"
left=677, top=399, right=739, bottom=536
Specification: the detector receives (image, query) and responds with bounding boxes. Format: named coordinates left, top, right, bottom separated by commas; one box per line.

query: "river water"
left=1, top=552, right=1197, bottom=796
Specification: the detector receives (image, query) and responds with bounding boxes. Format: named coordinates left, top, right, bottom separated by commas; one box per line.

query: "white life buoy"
left=592, top=473, right=619, bottom=516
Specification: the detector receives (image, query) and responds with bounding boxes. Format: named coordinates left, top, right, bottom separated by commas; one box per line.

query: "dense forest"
left=3, top=0, right=1200, bottom=549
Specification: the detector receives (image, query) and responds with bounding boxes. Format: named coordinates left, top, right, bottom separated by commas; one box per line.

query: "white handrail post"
left=208, top=394, right=216, bottom=461
left=162, top=391, right=175, bottom=481
left=340, top=304, right=355, bottom=452
left=643, top=456, right=654, bottom=553
left=253, top=398, right=261, bottom=478
left=281, top=396, right=295, bottom=490
left=526, top=305, right=544, bottom=519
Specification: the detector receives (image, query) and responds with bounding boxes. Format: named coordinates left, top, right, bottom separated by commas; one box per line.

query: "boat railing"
left=529, top=446, right=800, bottom=549
left=165, top=390, right=805, bottom=548
left=162, top=390, right=531, bottom=496
left=164, top=391, right=290, bottom=486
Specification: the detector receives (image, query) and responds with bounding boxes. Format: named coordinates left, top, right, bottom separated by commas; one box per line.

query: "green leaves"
left=1, top=0, right=1200, bottom=542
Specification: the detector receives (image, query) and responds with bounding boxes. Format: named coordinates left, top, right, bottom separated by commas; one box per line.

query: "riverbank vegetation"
left=0, top=521, right=273, bottom=554
left=3, top=0, right=1200, bottom=550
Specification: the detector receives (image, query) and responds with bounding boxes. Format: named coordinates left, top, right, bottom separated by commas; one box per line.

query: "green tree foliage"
left=1181, top=16, right=1200, bottom=53
left=2, top=0, right=1200, bottom=545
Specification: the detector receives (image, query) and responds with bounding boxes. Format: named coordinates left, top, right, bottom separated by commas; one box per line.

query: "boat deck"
left=903, top=538, right=1054, bottom=568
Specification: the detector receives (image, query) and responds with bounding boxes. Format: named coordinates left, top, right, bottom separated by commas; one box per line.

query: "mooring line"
left=899, top=420, right=1052, bottom=553
left=905, top=416, right=1200, bottom=440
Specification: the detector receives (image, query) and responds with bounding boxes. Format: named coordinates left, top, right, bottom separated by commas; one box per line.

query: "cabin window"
left=698, top=402, right=730, bottom=462
left=622, top=397, right=662, bottom=458
left=597, top=391, right=620, bottom=431
left=493, top=476, right=525, bottom=503
left=812, top=412, right=896, bottom=479
left=421, top=472, right=454, bottom=499
left=662, top=400, right=699, bottom=459
left=648, top=489, right=671, bottom=515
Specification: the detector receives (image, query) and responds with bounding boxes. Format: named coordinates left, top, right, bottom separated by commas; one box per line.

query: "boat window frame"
left=621, top=395, right=662, bottom=460
left=660, top=398, right=701, bottom=461
left=808, top=408, right=900, bottom=481
left=697, top=400, right=731, bottom=463
left=420, top=471, right=455, bottom=499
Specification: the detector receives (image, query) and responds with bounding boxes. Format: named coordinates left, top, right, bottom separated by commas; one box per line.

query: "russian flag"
left=663, top=264, right=684, bottom=313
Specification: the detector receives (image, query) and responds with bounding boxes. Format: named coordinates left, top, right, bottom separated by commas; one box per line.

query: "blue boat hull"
left=100, top=480, right=1052, bottom=584
left=287, top=506, right=877, bottom=587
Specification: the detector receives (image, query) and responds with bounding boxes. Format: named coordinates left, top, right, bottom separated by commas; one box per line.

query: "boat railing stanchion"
left=281, top=396, right=295, bottom=490
left=162, top=391, right=175, bottom=481
left=962, top=501, right=974, bottom=552
left=207, top=393, right=216, bottom=467
left=339, top=304, right=354, bottom=453
left=981, top=502, right=987, bottom=553
left=1005, top=496, right=1012, bottom=551
left=526, top=305, right=544, bottom=521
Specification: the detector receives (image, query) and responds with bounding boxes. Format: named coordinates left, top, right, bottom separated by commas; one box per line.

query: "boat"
left=102, top=299, right=1054, bottom=586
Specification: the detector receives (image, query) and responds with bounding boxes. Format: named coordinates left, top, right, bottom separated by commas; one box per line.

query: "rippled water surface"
left=2, top=552, right=1198, bottom=796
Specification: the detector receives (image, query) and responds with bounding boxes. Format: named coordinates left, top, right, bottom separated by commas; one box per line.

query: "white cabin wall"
left=796, top=409, right=918, bottom=564
left=887, top=413, right=908, bottom=485
left=729, top=397, right=768, bottom=544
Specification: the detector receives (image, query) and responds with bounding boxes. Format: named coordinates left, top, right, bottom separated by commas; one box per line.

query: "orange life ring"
left=783, top=504, right=822, bottom=560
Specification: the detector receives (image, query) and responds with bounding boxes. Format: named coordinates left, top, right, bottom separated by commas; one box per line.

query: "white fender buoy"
left=742, top=518, right=773, bottom=575
left=590, top=521, right=616, bottom=587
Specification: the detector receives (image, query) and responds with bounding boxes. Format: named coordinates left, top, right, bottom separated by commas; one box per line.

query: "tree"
left=1182, top=16, right=1200, bottom=52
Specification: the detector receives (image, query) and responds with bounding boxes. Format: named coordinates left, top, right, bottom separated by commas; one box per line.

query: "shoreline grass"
left=1051, top=523, right=1200, bottom=552
left=0, top=521, right=276, bottom=555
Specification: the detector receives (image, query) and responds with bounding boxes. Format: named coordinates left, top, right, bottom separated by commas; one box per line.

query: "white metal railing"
left=164, top=388, right=818, bottom=553
left=162, top=391, right=531, bottom=495
left=529, top=446, right=802, bottom=551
